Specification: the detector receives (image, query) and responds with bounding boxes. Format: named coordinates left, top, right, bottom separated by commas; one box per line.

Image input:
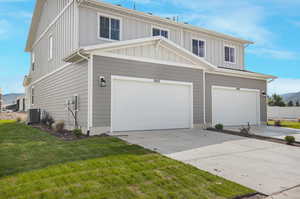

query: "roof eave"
left=83, top=0, right=254, bottom=45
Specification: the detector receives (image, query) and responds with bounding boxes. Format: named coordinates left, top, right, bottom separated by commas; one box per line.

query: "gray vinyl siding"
left=205, top=73, right=267, bottom=124
left=30, top=60, right=88, bottom=128
left=29, top=0, right=78, bottom=82
left=79, top=5, right=244, bottom=70
left=92, top=55, right=204, bottom=128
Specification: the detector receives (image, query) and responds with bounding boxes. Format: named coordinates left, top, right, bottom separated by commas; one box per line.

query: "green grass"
left=0, top=120, right=255, bottom=199
left=268, top=120, right=300, bottom=129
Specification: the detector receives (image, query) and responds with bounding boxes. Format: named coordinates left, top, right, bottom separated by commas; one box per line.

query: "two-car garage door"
left=212, top=86, right=261, bottom=126
left=111, top=76, right=193, bottom=132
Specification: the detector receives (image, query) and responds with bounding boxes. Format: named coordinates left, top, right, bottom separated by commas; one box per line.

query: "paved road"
left=113, top=129, right=300, bottom=195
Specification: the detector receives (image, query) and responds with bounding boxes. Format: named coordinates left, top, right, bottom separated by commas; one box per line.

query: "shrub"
left=54, top=120, right=65, bottom=133
left=285, top=136, right=295, bottom=145
left=274, top=120, right=281, bottom=127
left=215, top=124, right=223, bottom=131
left=73, top=128, right=83, bottom=137
left=16, top=117, right=22, bottom=123
left=298, top=118, right=300, bottom=123
left=41, top=111, right=55, bottom=128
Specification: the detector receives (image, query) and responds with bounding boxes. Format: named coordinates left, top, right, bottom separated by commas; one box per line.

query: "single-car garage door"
left=212, top=86, right=260, bottom=126
left=111, top=76, right=193, bottom=132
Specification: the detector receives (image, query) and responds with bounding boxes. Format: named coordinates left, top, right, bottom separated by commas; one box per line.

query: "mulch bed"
left=234, top=193, right=267, bottom=199
left=208, top=128, right=300, bottom=147
left=31, top=124, right=90, bottom=141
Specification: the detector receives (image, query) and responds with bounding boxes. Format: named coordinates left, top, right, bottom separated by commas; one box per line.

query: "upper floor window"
left=224, top=46, right=235, bottom=63
left=192, top=39, right=205, bottom=58
left=31, top=53, right=35, bottom=71
left=152, top=27, right=169, bottom=38
left=49, top=35, right=53, bottom=60
left=99, top=14, right=121, bottom=41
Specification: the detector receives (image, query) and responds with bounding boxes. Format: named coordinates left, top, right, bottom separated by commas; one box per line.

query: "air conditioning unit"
left=28, top=109, right=41, bottom=124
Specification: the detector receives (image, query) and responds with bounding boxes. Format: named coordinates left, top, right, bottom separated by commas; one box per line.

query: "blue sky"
left=0, top=0, right=300, bottom=95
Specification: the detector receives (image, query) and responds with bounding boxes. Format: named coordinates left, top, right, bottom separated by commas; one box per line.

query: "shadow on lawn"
left=0, top=121, right=154, bottom=178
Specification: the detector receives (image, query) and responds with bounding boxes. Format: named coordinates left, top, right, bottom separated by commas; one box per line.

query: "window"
left=224, top=46, right=235, bottom=63
left=192, top=39, right=205, bottom=57
left=31, top=87, right=34, bottom=105
left=49, top=35, right=53, bottom=60
left=99, top=15, right=121, bottom=40
left=31, top=53, right=35, bottom=71
left=152, top=27, right=169, bottom=38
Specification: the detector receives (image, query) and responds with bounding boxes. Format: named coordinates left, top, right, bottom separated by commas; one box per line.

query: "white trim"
left=32, top=0, right=74, bottom=49
left=97, top=12, right=123, bottom=41
left=94, top=52, right=202, bottom=69
left=151, top=25, right=170, bottom=38
left=212, top=85, right=260, bottom=93
left=207, top=70, right=273, bottom=80
left=88, top=54, right=94, bottom=129
left=48, top=34, right=53, bottom=61
left=191, top=38, right=206, bottom=58
left=203, top=71, right=206, bottom=125
left=110, top=75, right=194, bottom=131
left=224, top=44, right=236, bottom=64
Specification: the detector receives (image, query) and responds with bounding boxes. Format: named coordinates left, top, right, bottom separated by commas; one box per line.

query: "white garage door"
left=212, top=86, right=260, bottom=126
left=111, top=76, right=193, bottom=132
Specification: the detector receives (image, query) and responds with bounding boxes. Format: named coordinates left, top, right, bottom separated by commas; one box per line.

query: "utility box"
left=28, top=109, right=41, bottom=124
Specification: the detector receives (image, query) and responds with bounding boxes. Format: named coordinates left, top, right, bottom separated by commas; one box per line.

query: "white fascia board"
left=213, top=68, right=277, bottom=80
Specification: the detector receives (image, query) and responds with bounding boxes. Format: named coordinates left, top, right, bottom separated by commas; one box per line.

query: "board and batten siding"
left=92, top=55, right=204, bottom=129
left=205, top=73, right=267, bottom=124
left=29, top=0, right=78, bottom=82
left=30, top=61, right=88, bottom=129
left=79, top=5, right=244, bottom=70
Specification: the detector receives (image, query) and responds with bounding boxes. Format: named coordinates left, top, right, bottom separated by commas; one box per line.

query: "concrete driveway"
left=113, top=129, right=300, bottom=196
left=227, top=126, right=300, bottom=142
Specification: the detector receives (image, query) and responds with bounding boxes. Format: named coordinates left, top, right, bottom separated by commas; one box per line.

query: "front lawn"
left=268, top=120, right=300, bottom=129
left=0, top=120, right=255, bottom=199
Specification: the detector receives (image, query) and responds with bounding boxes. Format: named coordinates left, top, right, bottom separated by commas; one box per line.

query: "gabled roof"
left=25, top=0, right=45, bottom=52
left=65, top=36, right=217, bottom=70
left=64, top=36, right=276, bottom=80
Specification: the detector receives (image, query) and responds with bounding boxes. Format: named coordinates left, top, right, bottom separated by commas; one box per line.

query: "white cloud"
left=268, top=78, right=300, bottom=95
left=247, top=48, right=298, bottom=60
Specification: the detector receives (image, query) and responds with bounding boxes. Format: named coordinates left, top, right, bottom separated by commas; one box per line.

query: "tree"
left=268, top=94, right=286, bottom=107
left=288, top=100, right=294, bottom=107
left=296, top=101, right=300, bottom=107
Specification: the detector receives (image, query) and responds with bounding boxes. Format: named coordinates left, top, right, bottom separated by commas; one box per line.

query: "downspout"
left=203, top=71, right=206, bottom=128
left=77, top=50, right=92, bottom=136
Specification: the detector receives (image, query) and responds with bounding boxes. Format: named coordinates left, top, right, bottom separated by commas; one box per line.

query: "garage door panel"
left=212, top=87, right=260, bottom=126
left=112, top=77, right=193, bottom=132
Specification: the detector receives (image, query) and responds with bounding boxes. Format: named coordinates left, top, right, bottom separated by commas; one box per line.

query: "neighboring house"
left=24, top=0, right=276, bottom=135
left=16, top=95, right=27, bottom=112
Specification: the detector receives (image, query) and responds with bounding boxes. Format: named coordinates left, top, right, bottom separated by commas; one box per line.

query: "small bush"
left=41, top=111, right=55, bottom=128
left=274, top=120, right=281, bottom=127
left=298, top=118, right=300, bottom=123
left=73, top=128, right=83, bottom=137
left=54, top=120, right=65, bottom=133
left=215, top=124, right=223, bottom=131
left=285, top=136, right=295, bottom=145
left=16, top=117, right=22, bottom=123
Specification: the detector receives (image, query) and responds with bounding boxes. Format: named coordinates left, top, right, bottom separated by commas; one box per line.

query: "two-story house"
left=24, top=0, right=276, bottom=135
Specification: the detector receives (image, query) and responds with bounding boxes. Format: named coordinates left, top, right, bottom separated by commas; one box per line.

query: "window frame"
left=97, top=13, right=122, bottom=41
left=151, top=25, right=170, bottom=39
left=224, top=45, right=236, bottom=64
left=191, top=38, right=206, bottom=58
left=48, top=34, right=53, bottom=61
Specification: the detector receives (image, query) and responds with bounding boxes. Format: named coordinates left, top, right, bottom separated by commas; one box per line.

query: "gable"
left=99, top=42, right=196, bottom=66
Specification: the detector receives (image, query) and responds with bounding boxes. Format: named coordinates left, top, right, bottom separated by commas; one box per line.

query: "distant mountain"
left=2, top=93, right=24, bottom=105
left=281, top=92, right=300, bottom=103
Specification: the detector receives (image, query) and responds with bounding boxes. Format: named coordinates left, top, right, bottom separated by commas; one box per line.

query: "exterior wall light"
left=99, top=76, right=106, bottom=87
